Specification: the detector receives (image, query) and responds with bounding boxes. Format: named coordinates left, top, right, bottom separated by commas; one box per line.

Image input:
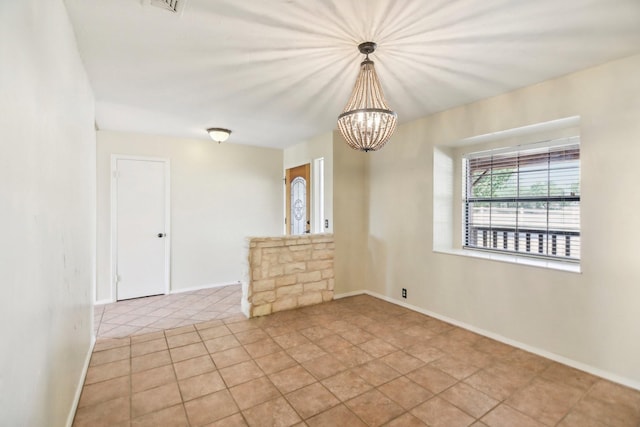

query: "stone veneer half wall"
left=241, top=234, right=335, bottom=317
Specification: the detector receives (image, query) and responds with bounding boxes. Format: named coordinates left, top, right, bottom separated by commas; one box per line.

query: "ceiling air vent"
left=142, top=0, right=187, bottom=15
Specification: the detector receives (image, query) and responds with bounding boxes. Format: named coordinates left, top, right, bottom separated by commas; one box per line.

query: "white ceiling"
left=65, top=0, right=640, bottom=149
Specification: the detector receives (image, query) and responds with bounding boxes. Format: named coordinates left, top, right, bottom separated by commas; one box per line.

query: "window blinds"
left=463, top=137, right=580, bottom=261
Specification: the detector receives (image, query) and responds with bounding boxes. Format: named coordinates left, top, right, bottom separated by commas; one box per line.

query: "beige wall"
left=365, top=53, right=640, bottom=386
left=333, top=131, right=368, bottom=294
left=0, top=0, right=96, bottom=425
left=283, top=132, right=334, bottom=233
left=96, top=131, right=283, bottom=301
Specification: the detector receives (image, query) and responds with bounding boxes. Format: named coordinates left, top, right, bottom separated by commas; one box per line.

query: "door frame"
left=110, top=155, right=171, bottom=302
left=312, top=157, right=325, bottom=233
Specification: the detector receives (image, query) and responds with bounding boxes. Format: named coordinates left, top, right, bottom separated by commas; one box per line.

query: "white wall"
left=365, top=54, right=640, bottom=386
left=0, top=1, right=96, bottom=425
left=96, top=131, right=283, bottom=301
left=283, top=132, right=334, bottom=233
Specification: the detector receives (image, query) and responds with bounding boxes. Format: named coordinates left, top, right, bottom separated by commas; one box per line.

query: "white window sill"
left=433, top=247, right=581, bottom=273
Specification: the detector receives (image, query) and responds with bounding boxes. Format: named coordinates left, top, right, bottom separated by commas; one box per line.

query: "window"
left=463, top=138, right=580, bottom=262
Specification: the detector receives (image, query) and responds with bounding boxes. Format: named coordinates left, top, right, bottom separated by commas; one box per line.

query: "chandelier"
left=337, top=42, right=397, bottom=152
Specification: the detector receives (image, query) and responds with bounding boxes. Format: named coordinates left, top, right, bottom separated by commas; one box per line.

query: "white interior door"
left=114, top=158, right=169, bottom=300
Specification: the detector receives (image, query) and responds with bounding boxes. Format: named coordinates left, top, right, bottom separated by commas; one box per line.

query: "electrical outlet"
left=324, top=219, right=329, bottom=228
left=402, top=288, right=407, bottom=298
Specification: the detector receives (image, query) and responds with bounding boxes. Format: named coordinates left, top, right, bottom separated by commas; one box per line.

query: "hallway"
left=94, top=285, right=243, bottom=339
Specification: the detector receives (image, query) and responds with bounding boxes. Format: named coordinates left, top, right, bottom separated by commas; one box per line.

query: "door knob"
left=157, top=233, right=165, bottom=238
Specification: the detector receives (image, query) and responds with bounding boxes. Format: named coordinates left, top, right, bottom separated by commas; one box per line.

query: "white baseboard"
left=169, top=281, right=240, bottom=294
left=336, top=289, right=640, bottom=391
left=333, top=290, right=366, bottom=299
left=95, top=282, right=241, bottom=304
left=66, top=333, right=96, bottom=427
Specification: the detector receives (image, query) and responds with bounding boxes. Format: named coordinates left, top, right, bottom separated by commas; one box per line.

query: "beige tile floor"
left=76, top=286, right=640, bottom=426
left=94, top=285, right=244, bottom=339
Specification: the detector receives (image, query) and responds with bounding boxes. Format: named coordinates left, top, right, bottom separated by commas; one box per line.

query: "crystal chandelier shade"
left=337, top=42, right=397, bottom=152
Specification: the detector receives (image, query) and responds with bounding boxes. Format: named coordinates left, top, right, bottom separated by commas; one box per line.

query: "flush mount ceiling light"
left=337, top=42, right=398, bottom=152
left=142, top=0, right=188, bottom=15
left=207, top=128, right=231, bottom=143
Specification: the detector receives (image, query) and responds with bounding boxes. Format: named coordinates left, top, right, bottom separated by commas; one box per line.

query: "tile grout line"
left=551, top=378, right=601, bottom=427
left=164, top=327, right=192, bottom=427
left=128, top=337, right=133, bottom=424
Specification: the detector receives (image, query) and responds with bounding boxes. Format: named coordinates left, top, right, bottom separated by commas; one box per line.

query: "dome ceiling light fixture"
left=207, top=127, right=231, bottom=143
left=337, top=41, right=398, bottom=152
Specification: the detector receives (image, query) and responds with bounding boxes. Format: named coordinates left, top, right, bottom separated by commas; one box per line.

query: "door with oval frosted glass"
left=285, top=164, right=310, bottom=235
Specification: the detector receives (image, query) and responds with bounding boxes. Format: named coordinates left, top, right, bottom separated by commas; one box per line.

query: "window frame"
left=461, top=138, right=581, bottom=263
